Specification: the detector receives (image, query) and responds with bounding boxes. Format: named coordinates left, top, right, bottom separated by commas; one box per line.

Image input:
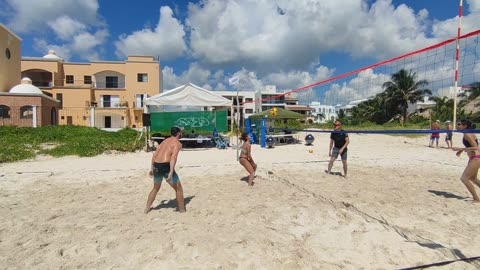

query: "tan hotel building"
left=1, top=23, right=161, bottom=128
left=21, top=53, right=161, bottom=128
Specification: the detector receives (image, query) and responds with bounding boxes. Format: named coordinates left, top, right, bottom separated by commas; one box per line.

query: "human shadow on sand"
left=153, top=195, right=195, bottom=210
left=428, top=190, right=467, bottom=200
left=240, top=175, right=262, bottom=181
left=324, top=170, right=343, bottom=176
left=240, top=176, right=262, bottom=185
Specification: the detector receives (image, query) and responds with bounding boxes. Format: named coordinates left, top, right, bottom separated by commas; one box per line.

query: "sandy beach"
left=1, top=133, right=480, bottom=269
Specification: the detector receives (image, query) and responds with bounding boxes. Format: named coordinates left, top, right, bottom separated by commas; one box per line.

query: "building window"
left=5, top=48, right=11, bottom=59
left=0, top=105, right=11, bottom=118
left=137, top=73, right=148, bottom=82
left=103, top=95, right=111, bottom=107
left=135, top=94, right=145, bottom=108
left=84, top=76, right=92, bottom=84
left=20, top=106, right=33, bottom=119
left=245, top=109, right=253, bottom=113
left=106, top=76, right=118, bottom=88
left=245, top=98, right=253, bottom=103
left=101, top=95, right=120, bottom=107
left=66, top=75, right=74, bottom=84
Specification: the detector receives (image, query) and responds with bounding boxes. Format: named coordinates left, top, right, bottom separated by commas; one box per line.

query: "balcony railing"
left=29, top=79, right=126, bottom=89
left=93, top=81, right=126, bottom=89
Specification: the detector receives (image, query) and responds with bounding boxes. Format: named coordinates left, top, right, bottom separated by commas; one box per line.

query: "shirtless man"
left=144, top=126, right=185, bottom=214
left=429, top=120, right=441, bottom=148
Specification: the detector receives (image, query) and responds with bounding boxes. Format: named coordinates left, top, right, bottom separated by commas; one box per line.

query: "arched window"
left=0, top=105, right=11, bottom=118
left=20, top=106, right=33, bottom=119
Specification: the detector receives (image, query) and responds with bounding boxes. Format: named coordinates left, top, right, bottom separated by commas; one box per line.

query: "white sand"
left=1, top=133, right=480, bottom=269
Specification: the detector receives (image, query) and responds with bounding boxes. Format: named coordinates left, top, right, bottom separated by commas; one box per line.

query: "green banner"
left=150, top=110, right=228, bottom=132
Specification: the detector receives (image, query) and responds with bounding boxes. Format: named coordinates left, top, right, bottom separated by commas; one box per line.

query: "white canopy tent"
left=145, top=83, right=236, bottom=134
left=145, top=83, right=232, bottom=109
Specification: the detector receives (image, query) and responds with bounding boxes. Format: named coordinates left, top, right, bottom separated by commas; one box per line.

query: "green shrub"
left=0, top=126, right=144, bottom=163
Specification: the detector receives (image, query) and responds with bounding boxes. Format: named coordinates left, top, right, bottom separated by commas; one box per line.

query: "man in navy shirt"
left=326, top=120, right=350, bottom=177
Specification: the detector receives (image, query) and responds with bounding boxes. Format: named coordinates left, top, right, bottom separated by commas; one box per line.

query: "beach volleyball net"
left=247, top=30, right=480, bottom=134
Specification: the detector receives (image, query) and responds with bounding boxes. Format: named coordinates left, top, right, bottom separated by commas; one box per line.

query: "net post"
left=452, top=0, right=463, bottom=129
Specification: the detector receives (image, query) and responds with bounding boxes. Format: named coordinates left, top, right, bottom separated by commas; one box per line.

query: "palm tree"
left=351, top=96, right=382, bottom=123
left=431, top=96, right=454, bottom=121
left=316, top=112, right=326, bottom=123
left=337, top=109, right=346, bottom=121
left=382, top=69, right=432, bottom=124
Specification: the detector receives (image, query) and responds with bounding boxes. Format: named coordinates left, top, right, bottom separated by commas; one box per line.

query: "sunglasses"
left=334, top=124, right=341, bottom=126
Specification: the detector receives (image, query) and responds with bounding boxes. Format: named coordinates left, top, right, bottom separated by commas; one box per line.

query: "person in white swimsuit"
left=239, top=132, right=257, bottom=186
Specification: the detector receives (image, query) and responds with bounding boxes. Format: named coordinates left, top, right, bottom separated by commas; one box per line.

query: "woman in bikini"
left=239, top=132, right=257, bottom=186
left=452, top=119, right=480, bottom=202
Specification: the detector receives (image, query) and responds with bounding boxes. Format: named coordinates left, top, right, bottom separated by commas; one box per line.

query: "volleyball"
left=270, top=107, right=278, bottom=116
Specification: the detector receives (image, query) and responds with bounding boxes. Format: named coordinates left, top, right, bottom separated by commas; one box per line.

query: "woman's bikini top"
left=240, top=143, right=248, bottom=155
left=463, top=137, right=478, bottom=148
left=241, top=147, right=248, bottom=155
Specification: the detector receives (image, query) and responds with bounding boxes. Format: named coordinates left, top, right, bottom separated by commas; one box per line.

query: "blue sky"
left=1, top=0, right=479, bottom=104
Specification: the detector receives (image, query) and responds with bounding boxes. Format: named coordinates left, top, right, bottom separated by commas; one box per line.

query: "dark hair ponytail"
left=240, top=132, right=249, bottom=141
left=460, top=119, right=476, bottom=129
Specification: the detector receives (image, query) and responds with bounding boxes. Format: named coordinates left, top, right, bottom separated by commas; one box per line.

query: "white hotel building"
left=309, top=101, right=337, bottom=123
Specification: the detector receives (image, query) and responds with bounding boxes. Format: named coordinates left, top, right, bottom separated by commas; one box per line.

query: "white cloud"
left=323, top=69, right=391, bottom=105
left=432, top=3, right=480, bottom=41
left=33, top=28, right=108, bottom=61
left=264, top=66, right=334, bottom=91
left=162, top=63, right=212, bottom=90
left=468, top=0, right=480, bottom=13
left=71, top=30, right=109, bottom=60
left=114, top=6, right=187, bottom=60
left=185, top=0, right=471, bottom=73
left=33, top=38, right=72, bottom=60
left=5, top=0, right=100, bottom=33
left=47, top=16, right=87, bottom=41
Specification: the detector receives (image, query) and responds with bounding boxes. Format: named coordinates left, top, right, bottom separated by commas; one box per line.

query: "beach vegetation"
left=0, top=126, right=143, bottom=163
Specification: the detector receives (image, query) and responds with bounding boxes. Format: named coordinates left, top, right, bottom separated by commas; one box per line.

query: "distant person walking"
left=239, top=132, right=257, bottom=186
left=429, top=120, right=441, bottom=148
left=452, top=119, right=480, bottom=203
left=445, top=120, right=453, bottom=149
left=326, top=120, right=349, bottom=178
left=145, top=126, right=185, bottom=214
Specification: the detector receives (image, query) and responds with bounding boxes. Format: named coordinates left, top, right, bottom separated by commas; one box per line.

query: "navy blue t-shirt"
left=330, top=130, right=348, bottom=149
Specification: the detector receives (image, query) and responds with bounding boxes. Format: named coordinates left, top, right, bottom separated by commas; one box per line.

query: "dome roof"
left=9, top=78, right=43, bottom=94
left=43, top=50, right=61, bottom=59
